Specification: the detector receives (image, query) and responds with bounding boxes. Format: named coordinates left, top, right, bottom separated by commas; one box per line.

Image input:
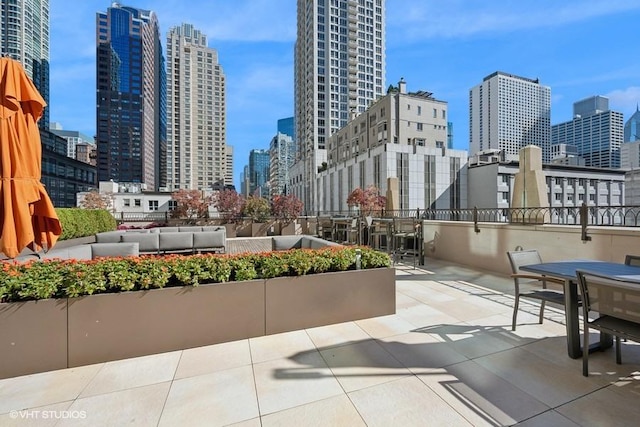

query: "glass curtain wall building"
left=625, top=106, right=640, bottom=142
left=96, top=3, right=166, bottom=190
left=248, top=149, right=270, bottom=197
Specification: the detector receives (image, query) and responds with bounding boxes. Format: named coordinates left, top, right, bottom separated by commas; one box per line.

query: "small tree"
left=242, top=196, right=271, bottom=222
left=171, top=189, right=211, bottom=219
left=214, top=189, right=245, bottom=223
left=271, top=193, right=304, bottom=225
left=347, top=185, right=386, bottom=216
left=80, top=190, right=112, bottom=210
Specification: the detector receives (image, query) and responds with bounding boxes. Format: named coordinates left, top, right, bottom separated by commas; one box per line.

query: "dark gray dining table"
left=520, top=260, right=640, bottom=359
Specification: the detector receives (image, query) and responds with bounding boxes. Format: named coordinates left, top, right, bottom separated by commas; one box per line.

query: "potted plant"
left=347, top=185, right=387, bottom=244
left=213, top=189, right=245, bottom=238
left=271, top=194, right=304, bottom=235
left=243, top=196, right=272, bottom=236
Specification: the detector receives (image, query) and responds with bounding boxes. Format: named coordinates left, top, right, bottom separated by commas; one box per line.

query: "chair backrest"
left=506, top=249, right=542, bottom=275
left=625, top=255, right=640, bottom=267
left=577, top=270, right=640, bottom=324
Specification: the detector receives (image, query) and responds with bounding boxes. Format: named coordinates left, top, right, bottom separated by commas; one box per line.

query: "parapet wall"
left=422, top=221, right=640, bottom=275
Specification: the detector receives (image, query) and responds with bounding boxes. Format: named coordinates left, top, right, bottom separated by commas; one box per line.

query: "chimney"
left=398, top=77, right=407, bottom=94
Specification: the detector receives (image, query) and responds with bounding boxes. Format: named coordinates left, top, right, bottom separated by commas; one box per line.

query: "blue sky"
left=49, top=1, right=640, bottom=189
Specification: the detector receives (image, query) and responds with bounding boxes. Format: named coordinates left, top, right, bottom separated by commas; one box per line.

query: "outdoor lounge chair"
left=576, top=270, right=640, bottom=376
left=507, top=249, right=567, bottom=331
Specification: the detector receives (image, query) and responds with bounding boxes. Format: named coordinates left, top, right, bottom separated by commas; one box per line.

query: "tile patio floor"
left=1, top=259, right=640, bottom=426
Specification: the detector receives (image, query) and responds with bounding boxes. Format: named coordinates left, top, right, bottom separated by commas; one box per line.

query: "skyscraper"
left=96, top=3, right=166, bottom=190
left=225, top=145, right=234, bottom=188
left=552, top=96, right=623, bottom=168
left=270, top=132, right=295, bottom=197
left=166, top=23, right=227, bottom=191
left=248, top=149, right=270, bottom=197
left=625, top=106, right=640, bottom=142
left=1, top=0, right=50, bottom=129
left=293, top=0, right=385, bottom=211
left=470, top=71, right=551, bottom=162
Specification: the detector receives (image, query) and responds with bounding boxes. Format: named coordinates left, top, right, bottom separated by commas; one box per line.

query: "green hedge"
left=0, top=246, right=391, bottom=303
left=55, top=208, right=117, bottom=240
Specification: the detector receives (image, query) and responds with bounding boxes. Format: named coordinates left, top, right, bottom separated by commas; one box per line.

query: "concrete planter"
left=0, top=267, right=395, bottom=378
left=0, top=299, right=67, bottom=379
left=280, top=221, right=302, bottom=235
left=67, top=280, right=265, bottom=367
left=223, top=223, right=237, bottom=238
left=265, top=267, right=396, bottom=334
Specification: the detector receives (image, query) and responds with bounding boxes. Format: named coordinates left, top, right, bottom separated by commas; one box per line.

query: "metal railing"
left=115, top=205, right=640, bottom=243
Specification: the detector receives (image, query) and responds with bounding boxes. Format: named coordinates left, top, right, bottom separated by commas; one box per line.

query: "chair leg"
left=512, top=295, right=520, bottom=331
left=583, top=325, right=590, bottom=377
left=538, top=300, right=546, bottom=324
left=616, top=336, right=622, bottom=365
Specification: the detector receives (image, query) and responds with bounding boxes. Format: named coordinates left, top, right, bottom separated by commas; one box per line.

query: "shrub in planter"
left=0, top=247, right=391, bottom=303
left=243, top=196, right=271, bottom=223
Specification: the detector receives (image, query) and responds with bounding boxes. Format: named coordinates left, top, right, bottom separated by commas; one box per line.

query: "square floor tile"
left=417, top=360, right=550, bottom=425
left=80, top=351, right=181, bottom=398
left=261, top=395, right=365, bottom=427
left=159, top=365, right=258, bottom=427
left=60, top=382, right=170, bottom=427
left=175, top=340, right=252, bottom=380
left=349, top=376, right=473, bottom=426
left=249, top=330, right=316, bottom=364
left=253, top=350, right=344, bottom=415
left=319, top=339, right=411, bottom=392
left=0, top=364, right=102, bottom=414
left=305, top=321, right=370, bottom=350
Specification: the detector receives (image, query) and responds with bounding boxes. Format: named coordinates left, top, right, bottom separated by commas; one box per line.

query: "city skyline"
left=49, top=1, right=640, bottom=189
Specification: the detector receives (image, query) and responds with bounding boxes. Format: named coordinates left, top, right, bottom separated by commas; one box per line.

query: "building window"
left=417, top=106, right=421, bottom=115
left=134, top=199, right=141, bottom=207
left=148, top=200, right=159, bottom=211
left=417, top=123, right=423, bottom=131
left=168, top=200, right=178, bottom=211
left=123, top=198, right=130, bottom=207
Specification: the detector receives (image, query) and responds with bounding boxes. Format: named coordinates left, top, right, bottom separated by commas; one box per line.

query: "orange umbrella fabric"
left=0, top=57, right=61, bottom=258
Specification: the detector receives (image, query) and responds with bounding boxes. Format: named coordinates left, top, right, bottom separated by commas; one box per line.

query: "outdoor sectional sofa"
left=95, top=225, right=227, bottom=255
left=13, top=242, right=140, bottom=262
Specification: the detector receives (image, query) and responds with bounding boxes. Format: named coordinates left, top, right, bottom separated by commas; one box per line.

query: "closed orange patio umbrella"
left=0, top=57, right=61, bottom=258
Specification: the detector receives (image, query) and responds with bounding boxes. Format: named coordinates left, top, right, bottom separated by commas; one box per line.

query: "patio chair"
left=506, top=249, right=567, bottom=331
left=576, top=270, right=640, bottom=376
left=624, top=255, right=640, bottom=267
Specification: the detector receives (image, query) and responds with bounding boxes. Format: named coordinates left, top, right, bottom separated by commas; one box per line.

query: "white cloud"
left=151, top=0, right=296, bottom=42
left=388, top=0, right=640, bottom=41
left=606, top=87, right=640, bottom=115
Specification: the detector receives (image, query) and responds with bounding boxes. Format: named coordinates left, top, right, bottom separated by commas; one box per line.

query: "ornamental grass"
left=0, top=246, right=391, bottom=303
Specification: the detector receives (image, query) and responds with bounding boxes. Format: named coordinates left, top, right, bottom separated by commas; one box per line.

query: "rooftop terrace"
left=1, top=259, right=638, bottom=426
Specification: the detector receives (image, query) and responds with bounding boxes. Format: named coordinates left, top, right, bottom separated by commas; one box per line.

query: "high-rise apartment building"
left=625, top=106, right=640, bottom=142
left=96, top=3, right=166, bottom=190
left=270, top=132, right=296, bottom=197
left=1, top=0, right=50, bottom=129
left=248, top=149, right=270, bottom=197
left=552, top=96, right=623, bottom=168
left=293, top=0, right=385, bottom=211
left=469, top=71, right=551, bottom=162
left=225, top=145, right=234, bottom=188
left=166, top=23, right=227, bottom=191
